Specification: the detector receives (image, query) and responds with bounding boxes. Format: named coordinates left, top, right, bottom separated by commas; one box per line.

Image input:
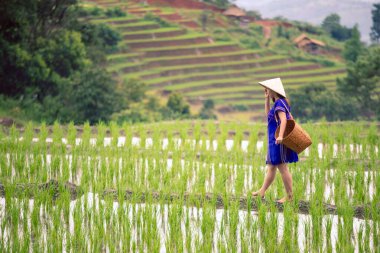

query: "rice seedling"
left=0, top=120, right=378, bottom=252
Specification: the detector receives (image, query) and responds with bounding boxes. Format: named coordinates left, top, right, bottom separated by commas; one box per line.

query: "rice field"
left=0, top=120, right=379, bottom=252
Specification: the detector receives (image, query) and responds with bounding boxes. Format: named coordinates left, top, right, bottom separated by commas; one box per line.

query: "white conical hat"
left=258, top=77, right=286, bottom=97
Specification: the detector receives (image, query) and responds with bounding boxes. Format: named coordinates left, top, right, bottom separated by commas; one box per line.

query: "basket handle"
left=278, top=99, right=294, bottom=120
left=274, top=99, right=293, bottom=124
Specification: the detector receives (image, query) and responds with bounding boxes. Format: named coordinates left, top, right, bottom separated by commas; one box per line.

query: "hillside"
left=82, top=0, right=347, bottom=122
left=234, top=0, right=374, bottom=43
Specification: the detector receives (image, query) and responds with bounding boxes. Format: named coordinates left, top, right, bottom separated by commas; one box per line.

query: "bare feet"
left=251, top=189, right=265, bottom=199
left=275, top=195, right=293, bottom=204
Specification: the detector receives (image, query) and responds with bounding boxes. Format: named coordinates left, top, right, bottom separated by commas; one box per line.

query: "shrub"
left=105, top=7, right=126, bottom=17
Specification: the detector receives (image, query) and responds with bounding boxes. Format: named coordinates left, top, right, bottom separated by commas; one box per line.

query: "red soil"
left=179, top=20, right=200, bottom=29
left=253, top=20, right=293, bottom=28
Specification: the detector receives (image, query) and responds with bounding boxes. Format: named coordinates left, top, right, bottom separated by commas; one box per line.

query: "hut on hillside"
left=223, top=5, right=250, bottom=25
left=294, top=34, right=326, bottom=54
left=223, top=5, right=247, bottom=21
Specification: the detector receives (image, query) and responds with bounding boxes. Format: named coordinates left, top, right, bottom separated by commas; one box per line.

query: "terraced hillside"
left=82, top=0, right=347, bottom=121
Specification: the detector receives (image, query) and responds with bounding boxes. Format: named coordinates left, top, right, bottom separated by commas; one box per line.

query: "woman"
left=251, top=78, right=298, bottom=204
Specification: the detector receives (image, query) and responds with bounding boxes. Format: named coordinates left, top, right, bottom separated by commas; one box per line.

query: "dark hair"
left=272, top=93, right=291, bottom=106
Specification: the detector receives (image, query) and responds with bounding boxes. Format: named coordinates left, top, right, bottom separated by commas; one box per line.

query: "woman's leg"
left=252, top=164, right=277, bottom=197
left=277, top=163, right=293, bottom=202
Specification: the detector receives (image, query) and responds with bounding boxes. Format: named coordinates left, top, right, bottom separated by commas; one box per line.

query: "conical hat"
left=258, top=77, right=286, bottom=97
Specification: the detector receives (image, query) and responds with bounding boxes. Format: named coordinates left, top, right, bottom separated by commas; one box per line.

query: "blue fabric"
left=266, top=98, right=299, bottom=165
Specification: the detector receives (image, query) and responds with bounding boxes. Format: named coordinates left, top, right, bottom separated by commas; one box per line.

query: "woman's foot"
left=251, top=189, right=265, bottom=199
left=275, top=195, right=293, bottom=204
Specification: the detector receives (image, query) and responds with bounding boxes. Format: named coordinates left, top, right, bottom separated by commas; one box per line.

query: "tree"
left=199, top=99, right=217, bottom=119
left=370, top=3, right=380, bottom=43
left=289, top=83, right=359, bottom=121
left=322, top=13, right=352, bottom=41
left=0, top=0, right=124, bottom=124
left=342, top=25, right=363, bottom=62
left=246, top=10, right=262, bottom=20
left=322, top=14, right=341, bottom=34
left=337, top=46, right=380, bottom=119
left=166, top=92, right=190, bottom=115
left=215, top=0, right=229, bottom=9
left=121, top=78, right=147, bottom=104
left=199, top=11, right=212, bottom=32
left=65, top=68, right=124, bottom=124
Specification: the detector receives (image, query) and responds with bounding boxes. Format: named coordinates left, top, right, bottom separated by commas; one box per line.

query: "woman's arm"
left=265, top=89, right=270, bottom=115
left=276, top=111, right=287, bottom=144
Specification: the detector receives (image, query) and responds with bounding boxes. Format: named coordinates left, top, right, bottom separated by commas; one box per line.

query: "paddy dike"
left=1, top=180, right=377, bottom=220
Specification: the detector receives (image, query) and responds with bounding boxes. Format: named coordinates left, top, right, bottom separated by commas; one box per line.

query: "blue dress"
left=266, top=98, right=299, bottom=165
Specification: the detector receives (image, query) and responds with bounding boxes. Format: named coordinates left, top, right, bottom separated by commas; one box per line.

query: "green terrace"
left=164, top=74, right=343, bottom=93
left=138, top=42, right=241, bottom=53
left=82, top=0, right=349, bottom=116
left=141, top=65, right=346, bottom=86
left=107, top=49, right=269, bottom=72
left=214, top=98, right=264, bottom=106
left=109, top=21, right=159, bottom=28
left=128, top=61, right=319, bottom=80
left=119, top=33, right=211, bottom=45
left=185, top=81, right=337, bottom=99
left=88, top=16, right=141, bottom=24
left=119, top=27, right=184, bottom=35
left=110, top=55, right=290, bottom=74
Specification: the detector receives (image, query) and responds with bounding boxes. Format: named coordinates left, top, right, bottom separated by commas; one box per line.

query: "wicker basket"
left=275, top=119, right=312, bottom=154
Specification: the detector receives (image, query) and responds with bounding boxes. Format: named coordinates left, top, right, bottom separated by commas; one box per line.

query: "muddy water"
left=0, top=193, right=376, bottom=253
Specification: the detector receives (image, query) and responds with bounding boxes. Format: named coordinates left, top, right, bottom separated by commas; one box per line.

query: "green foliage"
left=36, top=30, right=89, bottom=78
left=105, top=7, right=126, bottom=17
left=277, top=26, right=290, bottom=39
left=321, top=14, right=352, bottom=41
left=289, top=83, right=359, bottom=121
left=370, top=3, right=380, bottom=43
left=199, top=10, right=213, bottom=31
left=232, top=104, right=249, bottom=111
left=203, top=0, right=229, bottom=8
left=293, top=21, right=324, bottom=35
left=75, top=22, right=121, bottom=56
left=342, top=25, right=363, bottom=63
left=199, top=99, right=217, bottom=119
left=246, top=10, right=262, bottom=20
left=0, top=0, right=124, bottom=124
left=337, top=46, right=380, bottom=119
left=77, top=6, right=104, bottom=17
left=143, top=12, right=173, bottom=27
left=249, top=25, right=263, bottom=35
left=111, top=103, right=162, bottom=124
left=239, top=37, right=260, bottom=49
left=166, top=93, right=190, bottom=116
left=121, top=78, right=147, bottom=104
left=62, top=68, right=124, bottom=124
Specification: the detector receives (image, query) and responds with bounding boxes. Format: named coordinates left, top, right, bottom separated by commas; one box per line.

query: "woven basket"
left=275, top=119, right=312, bottom=154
